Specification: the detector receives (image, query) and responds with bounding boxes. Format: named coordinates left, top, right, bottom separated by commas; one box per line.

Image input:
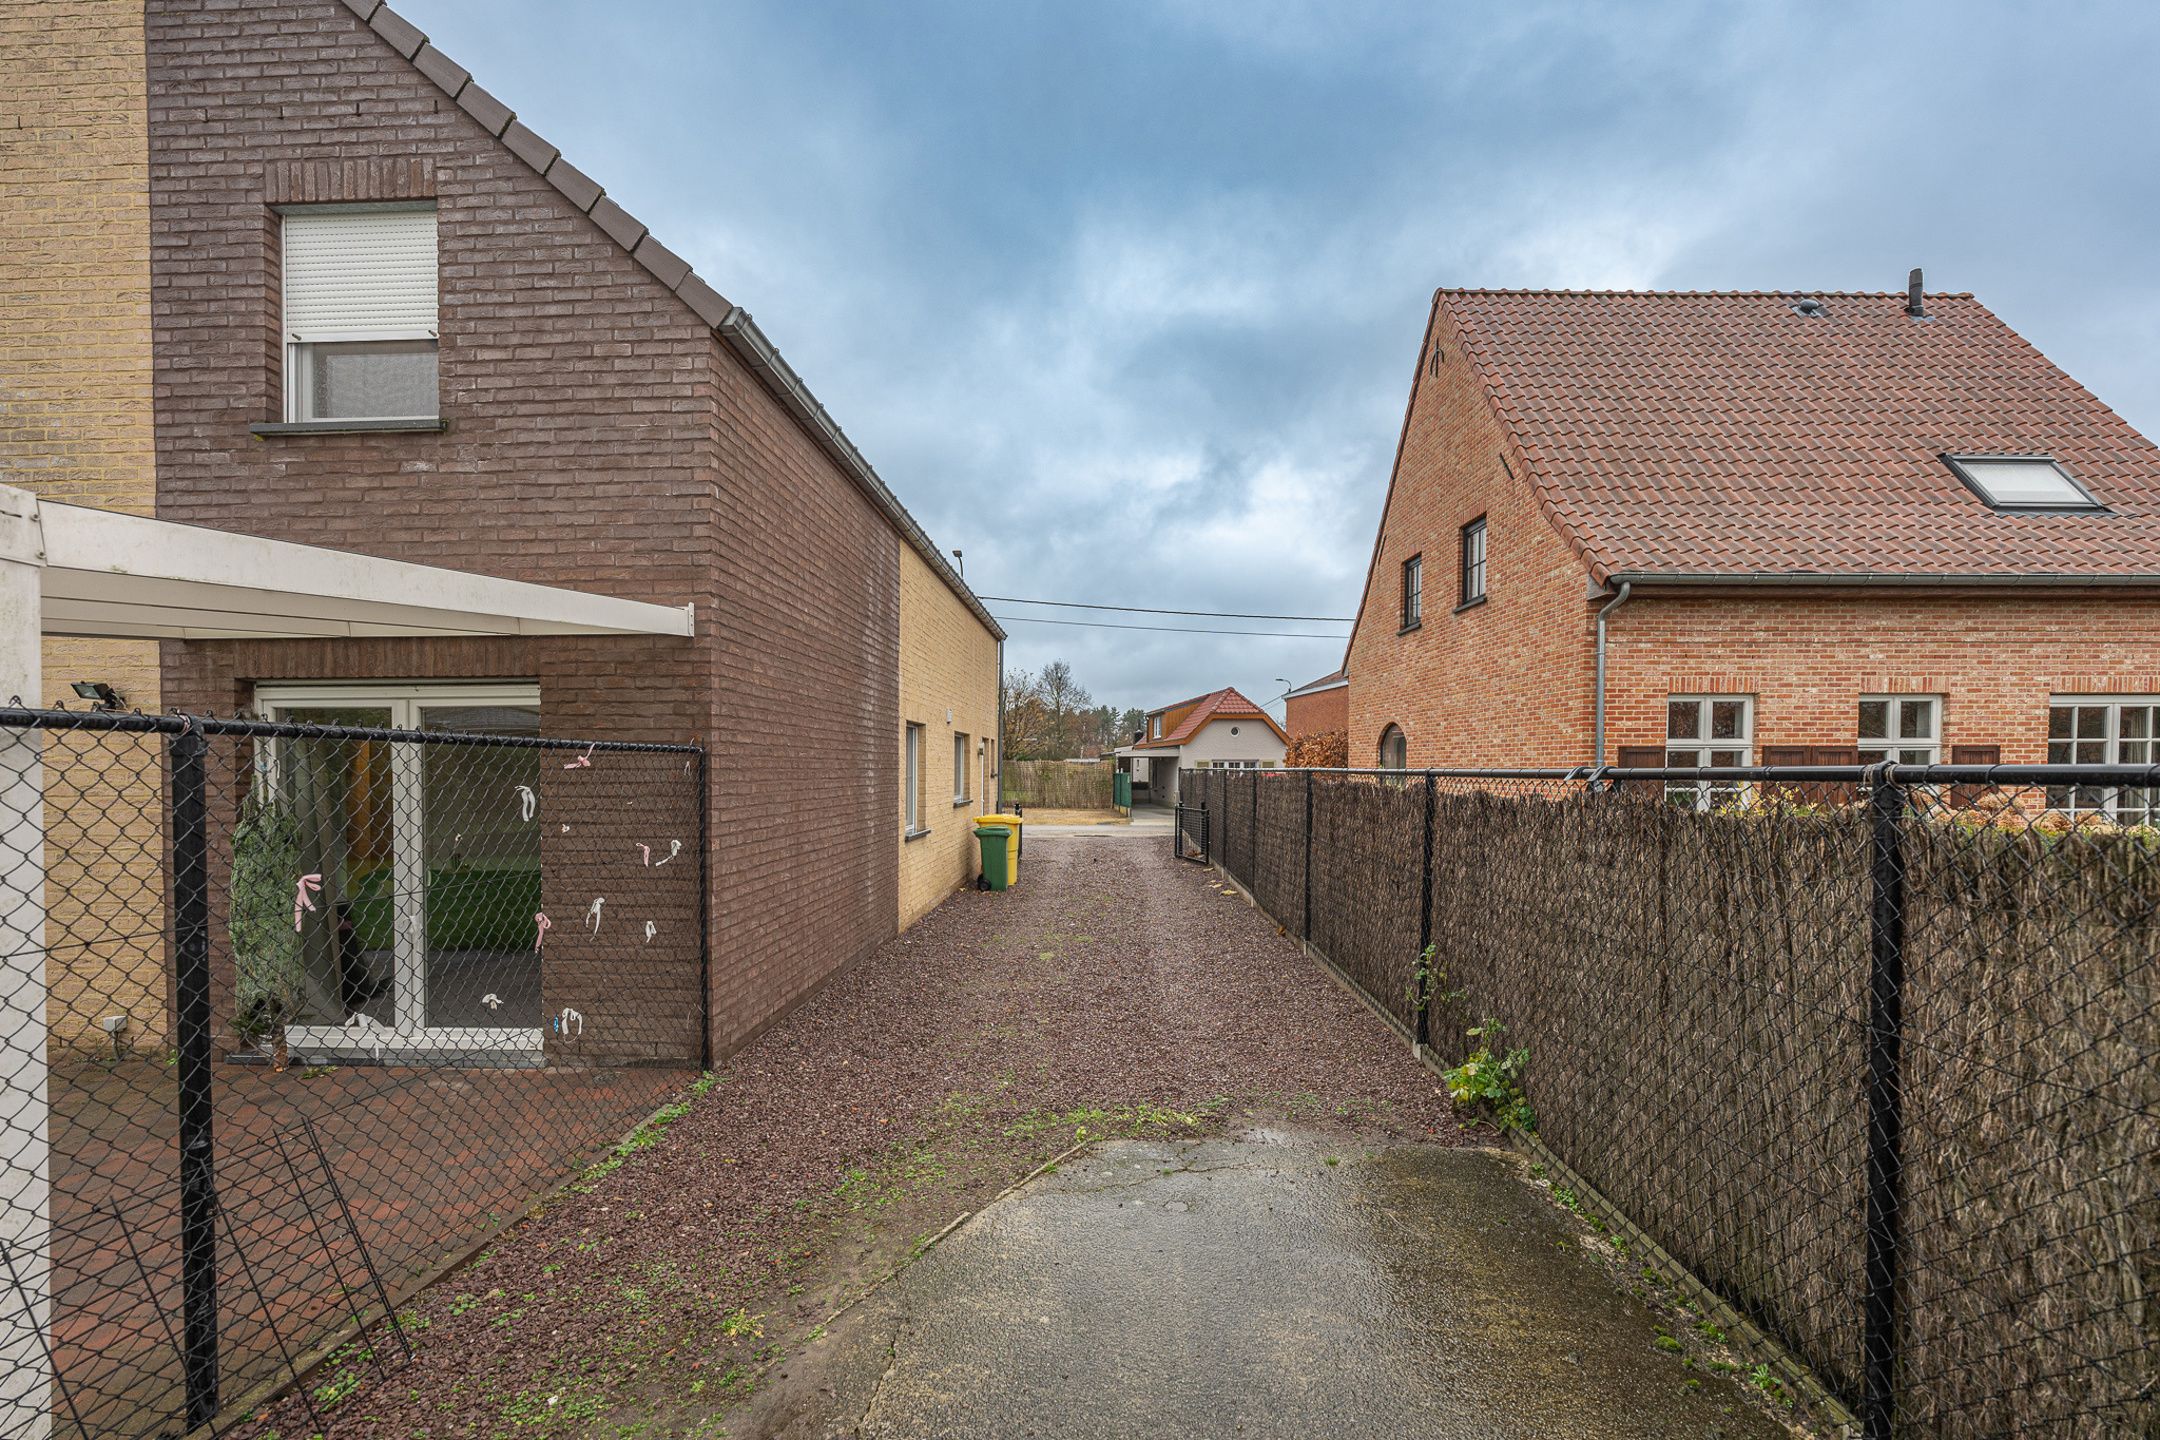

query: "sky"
left=402, top=0, right=2160, bottom=720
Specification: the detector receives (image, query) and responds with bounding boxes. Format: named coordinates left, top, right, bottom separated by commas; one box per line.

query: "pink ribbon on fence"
left=292, top=874, right=322, bottom=932
left=563, top=742, right=595, bottom=771
left=533, top=911, right=552, bottom=952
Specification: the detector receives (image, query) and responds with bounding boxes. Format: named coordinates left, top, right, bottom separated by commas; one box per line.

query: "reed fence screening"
left=1180, top=762, right=2158, bottom=1440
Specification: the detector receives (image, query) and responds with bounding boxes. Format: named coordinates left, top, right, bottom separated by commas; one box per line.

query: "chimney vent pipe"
left=1906, top=268, right=1926, bottom=318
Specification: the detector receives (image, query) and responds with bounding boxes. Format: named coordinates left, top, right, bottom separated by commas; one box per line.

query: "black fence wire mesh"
left=1183, top=762, right=2158, bottom=1440
left=0, top=707, right=706, bottom=1439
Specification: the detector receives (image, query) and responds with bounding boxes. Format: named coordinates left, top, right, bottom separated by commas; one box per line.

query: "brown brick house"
left=1342, top=281, right=2160, bottom=811
left=4, top=0, right=1003, bottom=1062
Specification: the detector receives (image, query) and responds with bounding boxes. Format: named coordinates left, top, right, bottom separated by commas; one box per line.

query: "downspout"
left=1592, top=581, right=1632, bottom=767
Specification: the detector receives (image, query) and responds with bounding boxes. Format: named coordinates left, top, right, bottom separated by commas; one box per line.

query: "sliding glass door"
left=258, top=684, right=543, bottom=1057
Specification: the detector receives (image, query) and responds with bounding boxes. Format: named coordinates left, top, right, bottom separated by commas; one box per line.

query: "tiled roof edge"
left=1439, top=292, right=1617, bottom=583
left=715, top=307, right=1003, bottom=639
left=333, top=0, right=1000, bottom=641
left=1438, top=287, right=1977, bottom=299
left=1610, top=569, right=2160, bottom=588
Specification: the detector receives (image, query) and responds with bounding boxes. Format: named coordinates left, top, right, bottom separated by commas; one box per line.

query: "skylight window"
left=1944, top=454, right=2102, bottom=512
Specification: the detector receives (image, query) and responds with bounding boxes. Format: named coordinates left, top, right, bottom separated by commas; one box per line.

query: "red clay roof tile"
left=1136, top=687, right=1288, bottom=748
left=1440, top=289, right=2160, bottom=581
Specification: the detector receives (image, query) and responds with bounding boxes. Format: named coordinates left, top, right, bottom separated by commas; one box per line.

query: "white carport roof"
left=2, top=489, right=693, bottom=641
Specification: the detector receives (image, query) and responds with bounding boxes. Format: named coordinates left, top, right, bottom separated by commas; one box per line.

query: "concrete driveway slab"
left=767, top=1133, right=1794, bottom=1440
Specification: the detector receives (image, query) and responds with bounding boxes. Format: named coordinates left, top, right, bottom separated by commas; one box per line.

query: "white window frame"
left=1665, top=695, right=1753, bottom=810
left=281, top=203, right=441, bottom=424
left=1858, top=695, right=1941, bottom=766
left=254, top=681, right=543, bottom=1057
left=905, top=723, right=925, bottom=834
left=953, top=731, right=970, bottom=804
left=2048, top=695, right=2159, bottom=826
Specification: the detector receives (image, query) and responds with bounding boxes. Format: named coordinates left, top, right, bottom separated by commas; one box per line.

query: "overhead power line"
left=979, top=594, right=1354, bottom=624
left=993, top=614, right=1346, bottom=641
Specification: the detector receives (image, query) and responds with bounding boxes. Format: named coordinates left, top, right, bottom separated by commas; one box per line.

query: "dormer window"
left=281, top=204, right=439, bottom=424
left=1945, top=454, right=2102, bottom=512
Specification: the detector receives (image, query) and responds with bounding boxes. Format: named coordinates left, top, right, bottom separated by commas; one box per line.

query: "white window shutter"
left=282, top=209, right=438, bottom=342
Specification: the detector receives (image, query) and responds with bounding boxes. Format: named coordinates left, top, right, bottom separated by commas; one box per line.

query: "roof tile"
left=587, top=196, right=647, bottom=252
left=541, top=154, right=599, bottom=211
left=454, top=80, right=514, bottom=137
left=1441, top=289, right=2160, bottom=580
left=1137, top=688, right=1288, bottom=748
left=632, top=233, right=692, bottom=290
left=367, top=4, right=426, bottom=59
left=411, top=43, right=469, bottom=97
left=502, top=122, right=561, bottom=177
left=674, top=271, right=732, bottom=328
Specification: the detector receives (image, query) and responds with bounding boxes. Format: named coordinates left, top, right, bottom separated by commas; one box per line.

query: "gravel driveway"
left=251, top=832, right=1459, bottom=1438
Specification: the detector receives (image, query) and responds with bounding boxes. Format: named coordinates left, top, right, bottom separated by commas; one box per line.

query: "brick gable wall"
left=145, top=0, right=900, bottom=1058
left=1283, top=684, right=1346, bottom=740
left=1345, top=298, right=1597, bottom=767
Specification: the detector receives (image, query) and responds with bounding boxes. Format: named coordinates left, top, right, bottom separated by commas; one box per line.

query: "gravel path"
left=255, top=834, right=1461, bottom=1438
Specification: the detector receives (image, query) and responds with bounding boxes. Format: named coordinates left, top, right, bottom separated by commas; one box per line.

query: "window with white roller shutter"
left=281, top=206, right=439, bottom=422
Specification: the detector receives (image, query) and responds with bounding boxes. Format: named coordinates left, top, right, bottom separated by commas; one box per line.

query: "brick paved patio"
left=44, top=1053, right=693, bottom=1436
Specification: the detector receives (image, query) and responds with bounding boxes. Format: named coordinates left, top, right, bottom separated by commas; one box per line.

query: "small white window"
left=1945, top=455, right=2100, bottom=511
left=282, top=205, right=439, bottom=423
left=1665, top=695, right=1752, bottom=809
left=2048, top=697, right=2159, bottom=826
left=1151, top=715, right=1162, bottom=739
left=953, top=732, right=969, bottom=803
left=1858, top=696, right=1940, bottom=765
left=904, top=723, right=925, bottom=833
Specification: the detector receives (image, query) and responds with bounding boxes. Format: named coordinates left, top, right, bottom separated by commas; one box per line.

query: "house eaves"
left=333, top=0, right=1002, bottom=643
left=1606, top=569, right=2160, bottom=591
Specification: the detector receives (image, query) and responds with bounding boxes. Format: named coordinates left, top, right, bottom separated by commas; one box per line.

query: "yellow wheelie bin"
left=975, top=812, right=1023, bottom=883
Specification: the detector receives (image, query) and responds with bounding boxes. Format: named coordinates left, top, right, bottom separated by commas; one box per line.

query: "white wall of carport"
left=1154, top=720, right=1288, bottom=807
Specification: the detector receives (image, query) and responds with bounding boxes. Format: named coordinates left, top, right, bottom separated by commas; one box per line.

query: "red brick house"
left=1343, top=280, right=2160, bottom=812
left=1282, top=668, right=1348, bottom=740
left=129, top=0, right=1003, bottom=1059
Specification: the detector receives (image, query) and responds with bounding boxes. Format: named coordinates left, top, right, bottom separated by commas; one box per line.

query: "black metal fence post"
left=170, top=722, right=219, bottom=1428
left=696, top=747, right=713, bottom=1072
left=1416, top=770, right=1435, bottom=1052
left=1862, top=771, right=1909, bottom=1440
left=1247, top=772, right=1257, bottom=883
left=1301, top=769, right=1313, bottom=942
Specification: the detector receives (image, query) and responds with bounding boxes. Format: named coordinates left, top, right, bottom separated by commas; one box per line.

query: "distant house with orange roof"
left=1112, top=687, right=1289, bottom=805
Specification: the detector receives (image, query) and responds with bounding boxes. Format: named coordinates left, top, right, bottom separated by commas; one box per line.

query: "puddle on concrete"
left=737, top=1133, right=1800, bottom=1440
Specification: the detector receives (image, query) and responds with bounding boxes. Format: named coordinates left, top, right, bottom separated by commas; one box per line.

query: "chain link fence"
left=1182, top=761, right=2158, bottom=1439
left=0, top=706, right=706, bottom=1438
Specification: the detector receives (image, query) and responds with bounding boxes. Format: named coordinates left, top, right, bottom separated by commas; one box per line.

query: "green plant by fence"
left=1180, top=764, right=2158, bottom=1440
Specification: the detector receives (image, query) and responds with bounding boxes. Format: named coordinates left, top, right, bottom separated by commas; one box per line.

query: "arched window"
left=1378, top=725, right=1407, bottom=770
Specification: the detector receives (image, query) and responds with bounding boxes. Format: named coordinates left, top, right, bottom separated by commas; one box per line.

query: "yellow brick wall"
left=897, top=549, right=1001, bottom=929
left=0, top=0, right=167, bottom=1049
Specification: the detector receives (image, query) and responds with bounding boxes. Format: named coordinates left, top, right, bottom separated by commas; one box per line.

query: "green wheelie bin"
left=974, top=823, right=1013, bottom=891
